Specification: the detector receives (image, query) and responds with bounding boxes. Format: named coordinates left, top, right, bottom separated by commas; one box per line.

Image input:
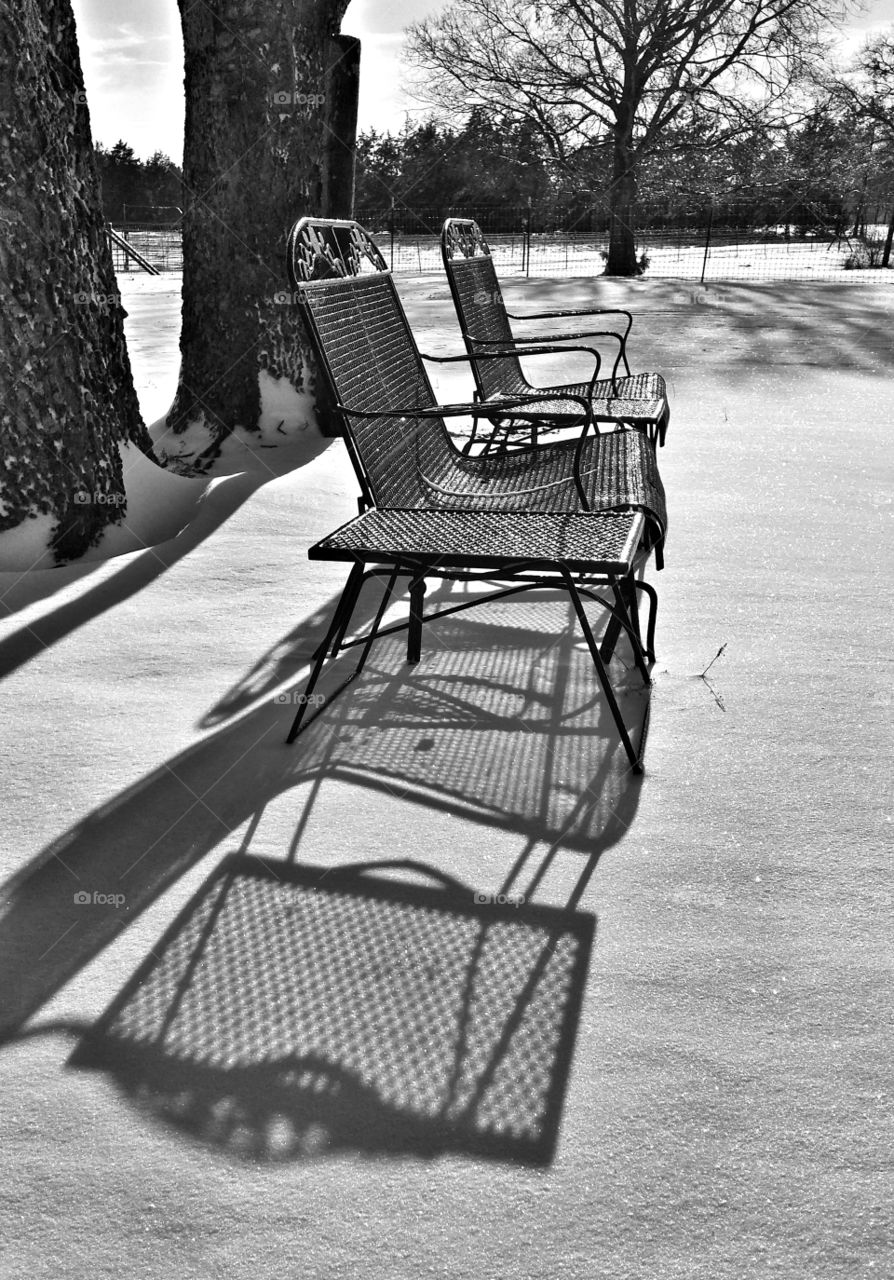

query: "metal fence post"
left=525, top=197, right=532, bottom=278
left=700, top=198, right=713, bottom=284
left=883, top=202, right=894, bottom=269
left=389, top=198, right=395, bottom=272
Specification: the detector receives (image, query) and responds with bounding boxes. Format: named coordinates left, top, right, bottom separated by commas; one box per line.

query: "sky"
left=71, top=0, right=894, bottom=163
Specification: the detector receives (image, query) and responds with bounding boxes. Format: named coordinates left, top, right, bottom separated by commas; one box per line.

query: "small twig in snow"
left=700, top=643, right=727, bottom=678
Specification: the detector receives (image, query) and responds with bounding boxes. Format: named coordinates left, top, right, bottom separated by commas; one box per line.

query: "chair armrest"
left=504, top=310, right=633, bottom=383
left=464, top=334, right=622, bottom=394
left=507, top=306, right=632, bottom=334
left=335, top=390, right=593, bottom=421
left=421, top=345, right=600, bottom=378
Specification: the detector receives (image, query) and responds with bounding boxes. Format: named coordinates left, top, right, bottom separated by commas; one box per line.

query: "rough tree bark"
left=167, top=0, right=359, bottom=465
left=607, top=87, right=640, bottom=276
left=0, top=0, right=154, bottom=560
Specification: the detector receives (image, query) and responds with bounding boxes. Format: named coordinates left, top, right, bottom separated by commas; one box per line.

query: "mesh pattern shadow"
left=281, top=599, right=650, bottom=843
left=71, top=854, right=595, bottom=1166
left=0, top=597, right=641, bottom=1042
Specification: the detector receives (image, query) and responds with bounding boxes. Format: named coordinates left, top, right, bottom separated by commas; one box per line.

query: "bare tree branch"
left=405, top=0, right=855, bottom=271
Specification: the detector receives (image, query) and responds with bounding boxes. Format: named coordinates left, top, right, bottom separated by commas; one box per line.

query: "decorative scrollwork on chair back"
left=288, top=218, right=388, bottom=286
left=442, top=218, right=491, bottom=260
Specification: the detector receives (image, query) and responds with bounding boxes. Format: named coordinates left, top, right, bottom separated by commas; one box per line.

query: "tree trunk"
left=605, top=115, right=640, bottom=277
left=167, top=0, right=358, bottom=466
left=0, top=0, right=153, bottom=560
left=323, top=34, right=361, bottom=217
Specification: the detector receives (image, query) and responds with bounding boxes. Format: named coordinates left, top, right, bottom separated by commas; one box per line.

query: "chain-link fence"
left=358, top=196, right=894, bottom=282
left=107, top=222, right=183, bottom=273
left=108, top=193, right=894, bottom=281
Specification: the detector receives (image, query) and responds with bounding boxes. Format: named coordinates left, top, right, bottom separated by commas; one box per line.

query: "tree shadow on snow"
left=491, top=278, right=894, bottom=379
left=0, top=433, right=334, bottom=672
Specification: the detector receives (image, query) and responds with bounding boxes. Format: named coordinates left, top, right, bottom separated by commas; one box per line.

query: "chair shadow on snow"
left=68, top=851, right=597, bottom=1166
left=2, top=585, right=649, bottom=1161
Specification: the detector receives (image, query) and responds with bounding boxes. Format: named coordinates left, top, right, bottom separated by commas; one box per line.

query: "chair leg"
left=600, top=572, right=637, bottom=663
left=599, top=574, right=652, bottom=676
left=659, top=404, right=670, bottom=447
left=350, top=564, right=401, bottom=680
left=605, top=576, right=650, bottom=685
left=407, top=574, right=427, bottom=664
left=599, top=608, right=624, bottom=664
left=634, top=579, right=658, bottom=661
left=286, top=564, right=399, bottom=743
left=324, top=562, right=368, bottom=660
left=287, top=563, right=365, bottom=740
left=561, top=569, right=644, bottom=773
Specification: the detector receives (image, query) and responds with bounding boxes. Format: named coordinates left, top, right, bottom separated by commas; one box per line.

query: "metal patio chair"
left=281, top=217, right=668, bottom=771
left=441, top=218, right=670, bottom=452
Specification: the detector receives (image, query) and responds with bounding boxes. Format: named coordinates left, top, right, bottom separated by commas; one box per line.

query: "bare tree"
left=830, top=28, right=894, bottom=126
left=820, top=28, right=894, bottom=260
left=0, top=0, right=154, bottom=560
left=406, top=0, right=849, bottom=274
left=165, top=0, right=360, bottom=469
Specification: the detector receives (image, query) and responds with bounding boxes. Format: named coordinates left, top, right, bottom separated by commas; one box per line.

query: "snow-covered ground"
left=0, top=272, right=891, bottom=1279
left=0, top=276, right=330, bottom=572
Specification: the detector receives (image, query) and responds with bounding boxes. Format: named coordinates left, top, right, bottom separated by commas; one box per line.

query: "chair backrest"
left=287, top=217, right=458, bottom=508
left=288, top=216, right=388, bottom=280
left=441, top=218, right=528, bottom=400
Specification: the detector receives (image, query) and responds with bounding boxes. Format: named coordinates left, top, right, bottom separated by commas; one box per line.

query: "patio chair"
left=281, top=218, right=668, bottom=771
left=441, top=218, right=670, bottom=450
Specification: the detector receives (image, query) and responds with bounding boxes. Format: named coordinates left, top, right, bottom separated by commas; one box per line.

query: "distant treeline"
left=355, top=110, right=894, bottom=236
left=96, top=108, right=893, bottom=234
left=95, top=141, right=182, bottom=224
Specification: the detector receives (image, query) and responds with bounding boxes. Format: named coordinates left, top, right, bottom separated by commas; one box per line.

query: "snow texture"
left=0, top=272, right=891, bottom=1280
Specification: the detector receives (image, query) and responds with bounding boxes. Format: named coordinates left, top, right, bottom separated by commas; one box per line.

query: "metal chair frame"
left=285, top=509, right=656, bottom=773
left=285, top=221, right=666, bottom=551
left=440, top=217, right=670, bottom=451
left=281, top=218, right=668, bottom=771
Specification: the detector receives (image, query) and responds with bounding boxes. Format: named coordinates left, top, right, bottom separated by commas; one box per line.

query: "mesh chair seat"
left=490, top=383, right=666, bottom=427
left=311, top=508, right=646, bottom=573
left=565, top=371, right=667, bottom=405
left=481, top=372, right=666, bottom=410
